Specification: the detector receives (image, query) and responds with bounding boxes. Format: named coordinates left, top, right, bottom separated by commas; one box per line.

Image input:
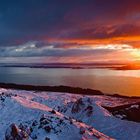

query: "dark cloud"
left=59, top=24, right=140, bottom=40
left=0, top=0, right=140, bottom=46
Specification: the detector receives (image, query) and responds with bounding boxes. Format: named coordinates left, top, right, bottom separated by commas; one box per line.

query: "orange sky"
left=1, top=0, right=140, bottom=64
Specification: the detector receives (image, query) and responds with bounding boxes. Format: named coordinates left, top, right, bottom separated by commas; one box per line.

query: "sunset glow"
left=0, top=1, right=140, bottom=139
left=131, top=49, right=140, bottom=59
left=0, top=0, right=140, bottom=64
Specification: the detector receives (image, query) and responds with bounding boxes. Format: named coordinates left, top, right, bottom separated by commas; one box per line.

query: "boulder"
left=5, top=123, right=29, bottom=140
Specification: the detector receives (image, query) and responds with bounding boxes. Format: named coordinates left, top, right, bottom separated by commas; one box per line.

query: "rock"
left=40, top=114, right=47, bottom=122
left=45, top=137, right=50, bottom=140
left=11, top=123, right=19, bottom=137
left=50, top=109, right=56, bottom=114
left=32, top=120, right=38, bottom=126
left=44, top=126, right=51, bottom=133
left=72, top=98, right=85, bottom=113
left=85, top=105, right=93, bottom=116
left=79, top=127, right=85, bottom=134
left=5, top=123, right=29, bottom=140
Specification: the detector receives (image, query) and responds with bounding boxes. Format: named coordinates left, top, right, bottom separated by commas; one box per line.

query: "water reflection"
left=0, top=67, right=140, bottom=96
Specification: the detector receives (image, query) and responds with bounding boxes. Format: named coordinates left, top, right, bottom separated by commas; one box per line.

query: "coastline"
left=0, top=82, right=139, bottom=99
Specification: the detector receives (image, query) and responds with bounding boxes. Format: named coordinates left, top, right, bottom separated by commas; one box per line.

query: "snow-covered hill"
left=0, top=88, right=140, bottom=140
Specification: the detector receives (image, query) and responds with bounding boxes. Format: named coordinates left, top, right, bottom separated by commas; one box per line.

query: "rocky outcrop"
left=71, top=98, right=85, bottom=113
left=103, top=102, right=140, bottom=122
left=5, top=123, right=29, bottom=140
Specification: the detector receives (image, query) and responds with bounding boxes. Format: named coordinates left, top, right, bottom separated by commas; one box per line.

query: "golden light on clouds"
left=47, top=35, right=140, bottom=48
left=130, top=49, right=140, bottom=60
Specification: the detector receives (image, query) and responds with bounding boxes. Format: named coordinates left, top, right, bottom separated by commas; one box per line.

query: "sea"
left=0, top=66, right=140, bottom=96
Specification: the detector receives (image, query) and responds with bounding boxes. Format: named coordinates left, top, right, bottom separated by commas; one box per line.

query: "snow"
left=0, top=88, right=140, bottom=140
left=130, top=105, right=139, bottom=109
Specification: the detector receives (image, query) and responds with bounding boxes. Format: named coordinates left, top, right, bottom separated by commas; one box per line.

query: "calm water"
left=0, top=67, right=140, bottom=96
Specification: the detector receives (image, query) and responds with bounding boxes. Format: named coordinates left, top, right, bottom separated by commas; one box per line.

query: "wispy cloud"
left=0, top=41, right=139, bottom=63
left=0, top=42, right=132, bottom=57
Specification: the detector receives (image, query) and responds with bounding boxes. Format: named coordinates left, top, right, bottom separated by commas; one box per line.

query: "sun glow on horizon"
left=131, top=49, right=140, bottom=59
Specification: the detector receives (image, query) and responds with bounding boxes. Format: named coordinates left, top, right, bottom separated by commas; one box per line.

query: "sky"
left=0, top=0, right=140, bottom=64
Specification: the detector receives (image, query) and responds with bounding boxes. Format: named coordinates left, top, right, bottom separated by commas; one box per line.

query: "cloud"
left=0, top=0, right=140, bottom=63
left=0, top=0, right=140, bottom=48
left=0, top=41, right=134, bottom=57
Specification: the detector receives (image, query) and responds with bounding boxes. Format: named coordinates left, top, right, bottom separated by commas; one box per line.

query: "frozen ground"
left=0, top=88, right=140, bottom=140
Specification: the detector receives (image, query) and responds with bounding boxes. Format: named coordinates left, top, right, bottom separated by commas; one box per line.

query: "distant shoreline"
left=0, top=64, right=140, bottom=70
left=0, top=65, right=122, bottom=69
left=0, top=63, right=127, bottom=70
left=0, top=82, right=139, bottom=99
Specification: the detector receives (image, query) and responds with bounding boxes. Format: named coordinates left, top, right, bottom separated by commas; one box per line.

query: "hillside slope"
left=0, top=88, right=140, bottom=140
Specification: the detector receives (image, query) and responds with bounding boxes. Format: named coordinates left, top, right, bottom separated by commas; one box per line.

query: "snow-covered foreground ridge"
left=0, top=88, right=140, bottom=140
